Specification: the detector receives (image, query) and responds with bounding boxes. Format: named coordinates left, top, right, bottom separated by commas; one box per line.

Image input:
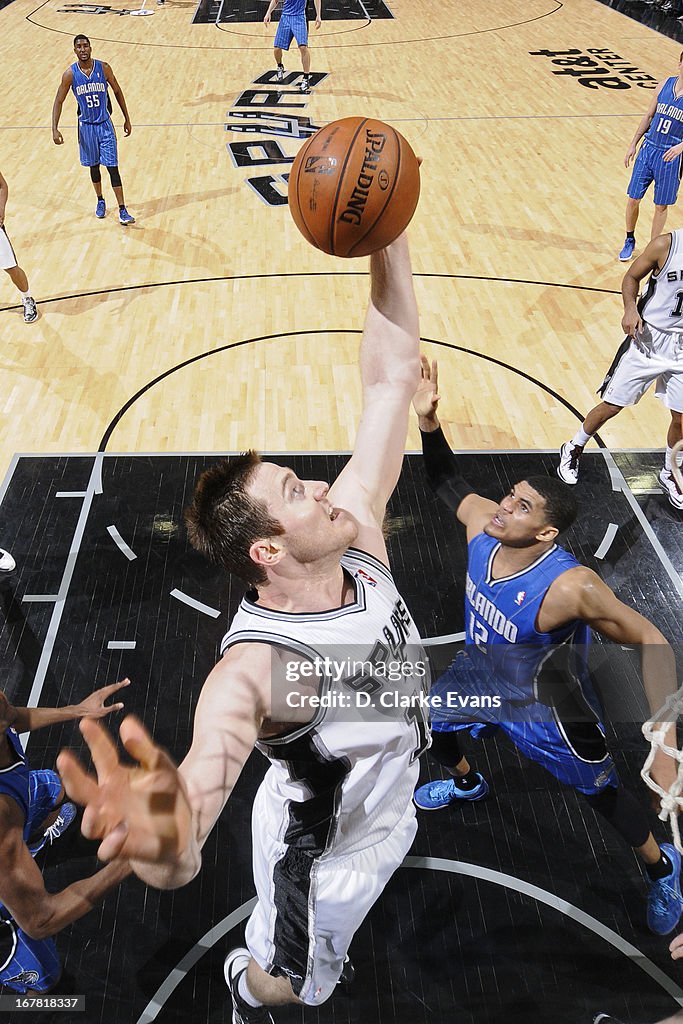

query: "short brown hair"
left=184, top=451, right=284, bottom=587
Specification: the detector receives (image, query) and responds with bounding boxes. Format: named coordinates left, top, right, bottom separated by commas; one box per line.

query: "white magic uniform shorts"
left=246, top=782, right=417, bottom=1005
left=600, top=323, right=683, bottom=411
left=0, top=226, right=18, bottom=270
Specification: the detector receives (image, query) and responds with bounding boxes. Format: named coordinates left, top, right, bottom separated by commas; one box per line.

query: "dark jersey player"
left=52, top=35, right=134, bottom=225
left=413, top=356, right=683, bottom=936
left=0, top=682, right=129, bottom=993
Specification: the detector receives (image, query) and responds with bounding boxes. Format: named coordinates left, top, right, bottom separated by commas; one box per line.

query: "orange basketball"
left=288, top=116, right=420, bottom=258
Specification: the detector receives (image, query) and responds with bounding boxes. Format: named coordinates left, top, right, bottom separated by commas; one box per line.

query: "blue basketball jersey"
left=71, top=59, right=110, bottom=125
left=464, top=532, right=592, bottom=703
left=0, top=729, right=30, bottom=837
left=645, top=76, right=683, bottom=149
left=283, top=0, right=307, bottom=15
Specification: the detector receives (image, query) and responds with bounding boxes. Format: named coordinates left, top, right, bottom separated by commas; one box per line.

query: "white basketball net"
left=673, top=437, right=683, bottom=493
left=642, top=686, right=683, bottom=853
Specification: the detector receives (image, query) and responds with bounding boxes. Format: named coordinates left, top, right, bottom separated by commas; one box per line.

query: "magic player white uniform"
left=601, top=228, right=683, bottom=410
left=220, top=546, right=430, bottom=1004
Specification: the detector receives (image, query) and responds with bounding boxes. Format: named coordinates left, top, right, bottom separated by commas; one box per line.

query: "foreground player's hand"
left=664, top=143, right=683, bottom=163
left=412, top=355, right=440, bottom=421
left=670, top=933, right=683, bottom=960
left=53, top=130, right=64, bottom=146
left=263, top=11, right=270, bottom=23
left=624, top=144, right=636, bottom=168
left=74, top=678, right=130, bottom=720
left=57, top=715, right=193, bottom=864
left=123, top=119, right=132, bottom=137
left=621, top=308, right=643, bottom=339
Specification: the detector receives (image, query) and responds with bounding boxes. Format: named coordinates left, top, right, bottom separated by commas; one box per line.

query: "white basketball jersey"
left=641, top=229, right=683, bottom=332
left=220, top=548, right=431, bottom=859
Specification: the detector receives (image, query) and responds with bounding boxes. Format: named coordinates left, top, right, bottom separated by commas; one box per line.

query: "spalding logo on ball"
left=288, top=116, right=420, bottom=258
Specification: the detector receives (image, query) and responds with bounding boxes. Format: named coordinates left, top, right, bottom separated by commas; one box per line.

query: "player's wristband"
left=420, top=426, right=475, bottom=512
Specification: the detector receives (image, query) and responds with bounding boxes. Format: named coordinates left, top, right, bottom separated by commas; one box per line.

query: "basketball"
left=288, top=116, right=420, bottom=258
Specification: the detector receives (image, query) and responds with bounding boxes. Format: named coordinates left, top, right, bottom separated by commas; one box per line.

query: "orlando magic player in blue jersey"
left=619, top=52, right=683, bottom=262
left=264, top=0, right=322, bottom=94
left=51, top=36, right=135, bottom=225
left=413, top=356, right=683, bottom=935
left=0, top=681, right=129, bottom=993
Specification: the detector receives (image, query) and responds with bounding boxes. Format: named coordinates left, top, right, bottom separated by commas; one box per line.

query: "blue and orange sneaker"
left=413, top=773, right=489, bottom=811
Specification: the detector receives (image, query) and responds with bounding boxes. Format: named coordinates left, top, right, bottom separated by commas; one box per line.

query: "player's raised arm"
left=413, top=355, right=496, bottom=540
left=57, top=645, right=270, bottom=889
left=328, top=232, right=420, bottom=562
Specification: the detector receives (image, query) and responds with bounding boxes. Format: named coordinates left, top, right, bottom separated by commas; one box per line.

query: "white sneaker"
left=0, top=548, right=15, bottom=572
left=557, top=441, right=583, bottom=485
left=659, top=468, right=683, bottom=510
left=22, top=297, right=38, bottom=323
left=276, top=64, right=284, bottom=82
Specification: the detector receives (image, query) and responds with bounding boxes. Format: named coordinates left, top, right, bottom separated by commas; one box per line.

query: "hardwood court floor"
left=1, top=0, right=683, bottom=468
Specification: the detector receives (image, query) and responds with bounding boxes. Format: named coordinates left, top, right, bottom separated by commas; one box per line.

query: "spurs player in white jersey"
left=55, top=233, right=429, bottom=1024
left=558, top=229, right=683, bottom=509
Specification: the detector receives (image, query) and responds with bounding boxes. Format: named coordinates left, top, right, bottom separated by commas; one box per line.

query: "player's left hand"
left=74, top=678, right=130, bottom=720
left=123, top=119, right=132, bottom=137
left=315, top=17, right=321, bottom=28
left=663, top=143, right=683, bottom=163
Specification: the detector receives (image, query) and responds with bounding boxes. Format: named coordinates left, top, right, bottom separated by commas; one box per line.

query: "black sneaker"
left=224, top=948, right=274, bottom=1024
left=299, top=77, right=311, bottom=93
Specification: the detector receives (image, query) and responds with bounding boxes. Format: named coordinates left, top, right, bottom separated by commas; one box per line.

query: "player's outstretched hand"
left=670, top=933, right=683, bottom=960
left=74, top=678, right=130, bottom=720
left=412, top=354, right=440, bottom=421
left=57, top=715, right=192, bottom=865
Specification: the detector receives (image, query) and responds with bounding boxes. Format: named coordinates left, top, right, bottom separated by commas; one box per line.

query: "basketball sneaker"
left=646, top=843, right=683, bottom=934
left=659, top=467, right=683, bottom=510
left=119, top=207, right=135, bottom=225
left=618, top=236, right=635, bottom=261
left=224, top=948, right=274, bottom=1024
left=413, top=773, right=489, bottom=811
left=299, top=76, right=311, bottom=93
left=276, top=63, right=285, bottom=81
left=0, top=548, right=16, bottom=572
left=28, top=802, right=77, bottom=856
left=22, top=297, right=38, bottom=324
left=95, top=197, right=106, bottom=219
left=557, top=441, right=583, bottom=485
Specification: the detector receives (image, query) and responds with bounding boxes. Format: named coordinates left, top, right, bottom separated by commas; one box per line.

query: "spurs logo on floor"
left=529, top=48, right=657, bottom=90
left=225, top=72, right=329, bottom=207
left=57, top=3, right=155, bottom=14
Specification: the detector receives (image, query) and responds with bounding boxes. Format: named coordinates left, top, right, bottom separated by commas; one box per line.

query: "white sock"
left=571, top=427, right=592, bottom=448
left=238, top=972, right=263, bottom=1009
left=665, top=446, right=683, bottom=471
left=20, top=290, right=31, bottom=301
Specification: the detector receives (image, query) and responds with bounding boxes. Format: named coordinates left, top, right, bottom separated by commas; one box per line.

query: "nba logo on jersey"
left=356, top=568, right=377, bottom=587
left=515, top=590, right=526, bottom=606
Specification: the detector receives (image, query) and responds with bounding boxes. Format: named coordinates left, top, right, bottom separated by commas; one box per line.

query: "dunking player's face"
left=74, top=38, right=92, bottom=65
left=484, top=481, right=556, bottom=548
left=248, top=462, right=357, bottom=564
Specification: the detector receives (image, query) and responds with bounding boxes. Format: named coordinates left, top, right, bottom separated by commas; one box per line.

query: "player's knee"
left=106, top=166, right=122, bottom=188
left=89, top=165, right=101, bottom=183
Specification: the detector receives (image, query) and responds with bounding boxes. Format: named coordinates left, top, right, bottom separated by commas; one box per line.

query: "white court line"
left=22, top=594, right=59, bottom=603
left=594, top=523, right=619, bottom=560
left=422, top=631, right=465, bottom=647
left=107, top=525, right=137, bottom=561
left=107, top=641, right=137, bottom=650
left=56, top=491, right=86, bottom=498
left=170, top=588, right=221, bottom=618
left=21, top=452, right=105, bottom=750
left=601, top=449, right=683, bottom=600
left=133, top=860, right=683, bottom=1023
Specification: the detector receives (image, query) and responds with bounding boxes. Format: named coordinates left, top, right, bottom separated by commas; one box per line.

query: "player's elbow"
left=15, top=907, right=55, bottom=941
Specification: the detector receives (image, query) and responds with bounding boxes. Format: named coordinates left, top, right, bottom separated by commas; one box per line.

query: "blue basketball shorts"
left=274, top=13, right=309, bottom=49
left=628, top=139, right=683, bottom=207
left=78, top=118, right=118, bottom=168
left=0, top=770, right=64, bottom=993
left=429, top=653, right=619, bottom=796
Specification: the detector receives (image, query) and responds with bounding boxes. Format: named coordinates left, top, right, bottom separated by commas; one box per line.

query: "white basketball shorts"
left=601, top=323, right=683, bottom=412
left=245, top=782, right=417, bottom=1005
left=0, top=226, right=18, bottom=271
